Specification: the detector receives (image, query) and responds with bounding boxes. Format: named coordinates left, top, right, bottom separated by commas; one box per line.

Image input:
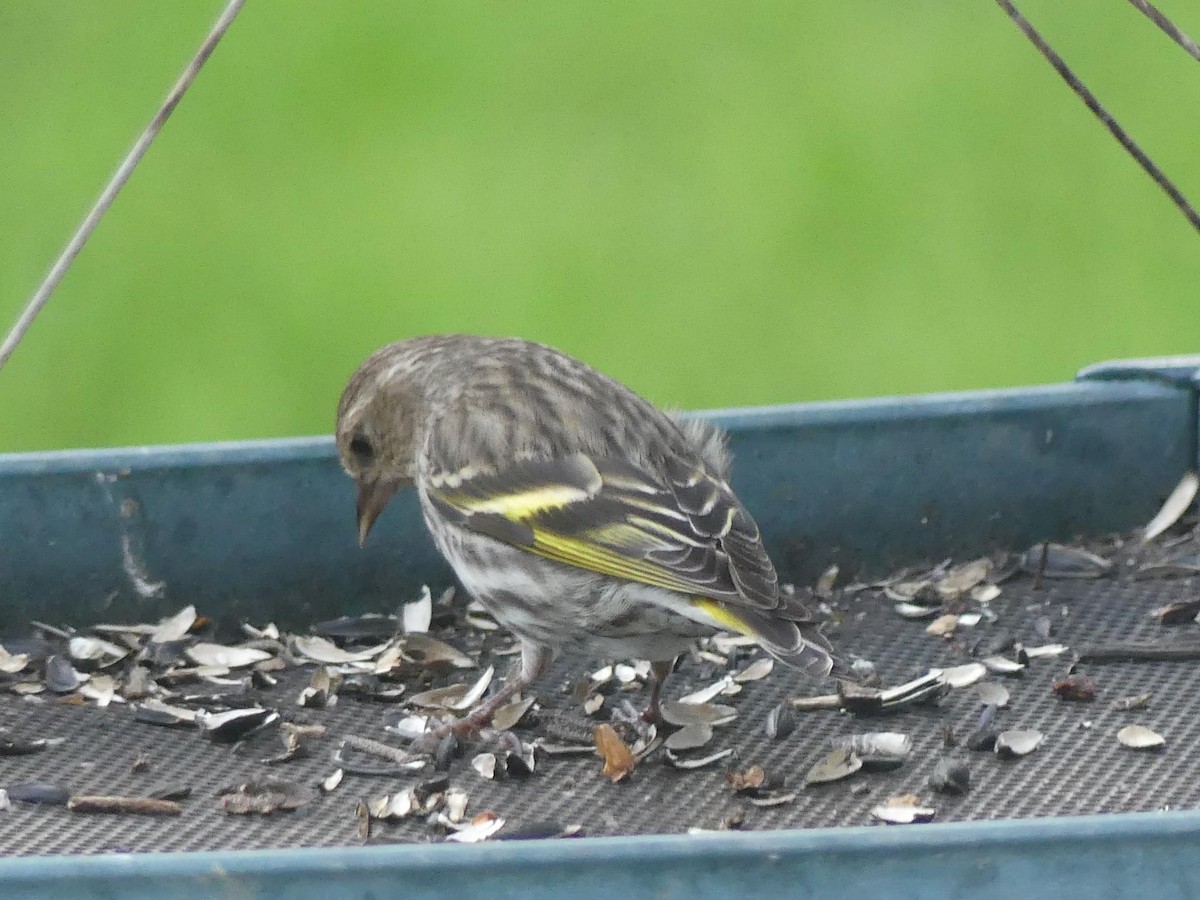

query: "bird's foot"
left=639, top=703, right=665, bottom=728
left=410, top=712, right=491, bottom=755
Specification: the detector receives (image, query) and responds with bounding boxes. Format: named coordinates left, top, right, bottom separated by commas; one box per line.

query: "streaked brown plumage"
left=336, top=334, right=835, bottom=736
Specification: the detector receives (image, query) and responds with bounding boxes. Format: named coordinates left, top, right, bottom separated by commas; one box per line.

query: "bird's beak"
left=356, top=477, right=401, bottom=547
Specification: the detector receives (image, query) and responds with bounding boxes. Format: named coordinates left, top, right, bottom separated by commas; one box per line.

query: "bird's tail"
left=692, top=598, right=845, bottom=680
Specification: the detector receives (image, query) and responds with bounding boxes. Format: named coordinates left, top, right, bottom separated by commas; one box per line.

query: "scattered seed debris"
left=80, top=674, right=119, bottom=707
left=12, top=526, right=1200, bottom=847
left=850, top=658, right=877, bottom=680
left=491, top=696, right=536, bottom=732
left=788, top=693, right=842, bottom=712
left=0, top=644, right=30, bottom=674
left=1117, top=725, right=1165, bottom=750
left=663, top=747, right=734, bottom=770
left=764, top=703, right=796, bottom=741
left=994, top=729, right=1043, bottom=759
left=710, top=634, right=757, bottom=654
left=965, top=728, right=998, bottom=752
left=982, top=656, right=1025, bottom=676
left=201, top=708, right=279, bottom=743
left=67, top=795, right=181, bottom=816
left=830, top=733, right=911, bottom=770
left=678, top=675, right=737, bottom=705
left=615, top=661, right=649, bottom=684
left=725, top=765, right=770, bottom=795
left=355, top=798, right=372, bottom=842
left=594, top=724, right=636, bottom=783
left=1151, top=599, right=1200, bottom=627
left=408, top=684, right=468, bottom=710
left=312, top=613, right=396, bottom=640
left=930, top=759, right=970, bottom=795
left=292, top=635, right=388, bottom=665
left=336, top=734, right=423, bottom=773
left=0, top=733, right=54, bottom=756
left=1141, top=471, right=1198, bottom=543
left=264, top=722, right=325, bottom=765
left=659, top=701, right=737, bottom=727
left=872, top=795, right=936, bottom=824
left=582, top=694, right=605, bottom=716
left=1136, top=553, right=1200, bottom=579
left=474, top=744, right=535, bottom=780
left=976, top=683, right=1009, bottom=708
left=838, top=671, right=949, bottom=715
left=444, top=788, right=469, bottom=824
left=151, top=605, right=197, bottom=644
left=939, top=663, right=987, bottom=689
left=1024, top=644, right=1068, bottom=659
left=534, top=740, right=595, bottom=758
left=147, top=785, right=192, bottom=802
left=1111, top=692, right=1152, bottom=712
left=1052, top=676, right=1097, bottom=703
left=453, top=666, right=495, bottom=710
left=748, top=791, right=798, bottom=809
left=185, top=642, right=271, bottom=668
left=805, top=748, right=862, bottom=785
left=937, top=558, right=992, bottom=599
left=1020, top=544, right=1112, bottom=579
left=433, top=732, right=460, bottom=772
left=471, top=752, right=499, bottom=780
left=445, top=812, right=505, bottom=843
left=321, top=769, right=344, bottom=793
left=971, top=584, right=1001, bottom=604
left=664, top=723, right=714, bottom=752
left=926, top=615, right=958, bottom=638
left=7, top=783, right=70, bottom=806
left=1076, top=642, right=1200, bottom=663
left=218, top=779, right=313, bottom=815
left=733, top=657, right=774, bottom=683
left=133, top=699, right=198, bottom=729
left=43, top=655, right=84, bottom=694
left=386, top=714, right=431, bottom=743
left=403, top=587, right=434, bottom=634
left=68, top=636, right=128, bottom=665
left=884, top=580, right=936, bottom=605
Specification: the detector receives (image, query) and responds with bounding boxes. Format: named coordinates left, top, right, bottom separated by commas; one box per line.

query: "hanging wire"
left=0, top=0, right=247, bottom=373
left=995, top=0, right=1200, bottom=236
left=1125, top=0, right=1200, bottom=64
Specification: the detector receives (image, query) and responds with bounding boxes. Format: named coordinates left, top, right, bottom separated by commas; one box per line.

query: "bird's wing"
left=425, top=451, right=832, bottom=675
left=425, top=451, right=782, bottom=608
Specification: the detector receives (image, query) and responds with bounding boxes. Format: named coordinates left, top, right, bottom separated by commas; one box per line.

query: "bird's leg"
left=416, top=640, right=553, bottom=750
left=642, top=657, right=677, bottom=726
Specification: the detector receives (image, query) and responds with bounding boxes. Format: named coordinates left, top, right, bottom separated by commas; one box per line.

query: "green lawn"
left=1, top=2, right=1197, bottom=452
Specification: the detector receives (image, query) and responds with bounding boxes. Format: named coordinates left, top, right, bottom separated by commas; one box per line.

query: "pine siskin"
left=336, top=335, right=836, bottom=737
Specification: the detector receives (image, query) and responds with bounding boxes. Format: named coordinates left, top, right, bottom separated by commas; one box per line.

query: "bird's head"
left=336, top=346, right=426, bottom=546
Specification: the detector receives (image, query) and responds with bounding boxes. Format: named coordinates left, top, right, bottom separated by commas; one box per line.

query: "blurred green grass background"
left=1, top=2, right=1198, bottom=452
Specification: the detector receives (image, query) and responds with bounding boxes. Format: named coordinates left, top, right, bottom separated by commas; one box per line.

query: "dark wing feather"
left=426, top=452, right=777, bottom=610
left=661, top=454, right=780, bottom=608
left=427, top=451, right=833, bottom=676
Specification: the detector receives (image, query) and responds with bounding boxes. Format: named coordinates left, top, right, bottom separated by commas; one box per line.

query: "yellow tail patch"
left=692, top=599, right=752, bottom=637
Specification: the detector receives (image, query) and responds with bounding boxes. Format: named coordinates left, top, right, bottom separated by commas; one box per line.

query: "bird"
left=336, top=334, right=836, bottom=739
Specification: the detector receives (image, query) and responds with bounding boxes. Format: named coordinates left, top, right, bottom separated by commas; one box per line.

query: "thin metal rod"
left=1126, top=0, right=1200, bottom=64
left=0, top=0, right=247, bottom=372
left=995, top=0, right=1200, bottom=235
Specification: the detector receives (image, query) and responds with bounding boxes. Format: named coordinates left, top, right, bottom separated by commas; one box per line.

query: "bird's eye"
left=349, top=434, right=375, bottom=464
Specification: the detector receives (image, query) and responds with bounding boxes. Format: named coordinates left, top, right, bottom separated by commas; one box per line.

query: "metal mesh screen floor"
left=3, top=564, right=1199, bottom=856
